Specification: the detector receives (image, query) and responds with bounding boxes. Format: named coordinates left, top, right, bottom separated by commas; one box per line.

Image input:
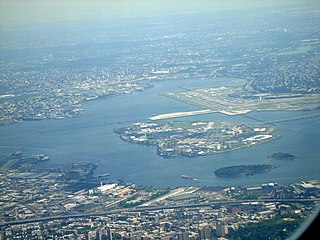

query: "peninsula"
left=164, top=87, right=320, bottom=116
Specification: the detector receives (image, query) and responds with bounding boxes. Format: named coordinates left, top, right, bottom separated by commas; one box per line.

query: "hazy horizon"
left=1, top=0, right=316, bottom=28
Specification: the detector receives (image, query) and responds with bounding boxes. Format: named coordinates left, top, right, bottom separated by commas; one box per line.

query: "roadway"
left=253, top=113, right=320, bottom=126
left=1, top=198, right=319, bottom=227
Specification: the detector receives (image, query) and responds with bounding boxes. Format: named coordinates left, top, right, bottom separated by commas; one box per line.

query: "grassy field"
left=276, top=43, right=313, bottom=56
left=256, top=103, right=276, bottom=110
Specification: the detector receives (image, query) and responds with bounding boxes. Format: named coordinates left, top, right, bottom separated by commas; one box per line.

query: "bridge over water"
left=247, top=113, right=320, bottom=126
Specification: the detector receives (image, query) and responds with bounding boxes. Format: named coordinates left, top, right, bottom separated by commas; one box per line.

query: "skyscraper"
left=107, top=229, right=113, bottom=240
left=178, top=231, right=189, bottom=240
left=216, top=224, right=228, bottom=237
left=199, top=226, right=212, bottom=240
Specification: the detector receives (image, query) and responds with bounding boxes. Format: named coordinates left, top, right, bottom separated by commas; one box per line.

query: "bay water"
left=0, top=78, right=319, bottom=187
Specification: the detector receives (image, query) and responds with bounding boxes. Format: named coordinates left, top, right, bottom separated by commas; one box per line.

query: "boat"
left=181, top=175, right=194, bottom=180
left=97, top=173, right=110, bottom=179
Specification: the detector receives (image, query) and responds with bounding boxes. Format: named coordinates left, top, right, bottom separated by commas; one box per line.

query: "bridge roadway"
left=252, top=113, right=320, bottom=126
left=1, top=198, right=319, bottom=227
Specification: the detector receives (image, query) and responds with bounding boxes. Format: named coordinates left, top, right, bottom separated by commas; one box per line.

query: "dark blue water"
left=0, top=78, right=319, bottom=187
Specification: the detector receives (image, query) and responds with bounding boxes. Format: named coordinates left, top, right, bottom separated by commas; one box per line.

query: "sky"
left=0, top=0, right=311, bottom=28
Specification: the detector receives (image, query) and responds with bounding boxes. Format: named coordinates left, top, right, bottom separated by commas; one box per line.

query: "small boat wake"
left=181, top=175, right=199, bottom=181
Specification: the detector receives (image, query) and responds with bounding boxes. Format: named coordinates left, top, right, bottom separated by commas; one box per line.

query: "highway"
left=1, top=198, right=319, bottom=227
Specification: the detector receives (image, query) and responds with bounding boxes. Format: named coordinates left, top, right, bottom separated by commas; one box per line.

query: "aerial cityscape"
left=114, top=121, right=278, bottom=158
left=0, top=0, right=319, bottom=239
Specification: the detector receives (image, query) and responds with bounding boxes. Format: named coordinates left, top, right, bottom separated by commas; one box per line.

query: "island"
left=114, top=121, right=278, bottom=158
left=214, top=164, right=275, bottom=178
left=268, top=152, right=295, bottom=160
